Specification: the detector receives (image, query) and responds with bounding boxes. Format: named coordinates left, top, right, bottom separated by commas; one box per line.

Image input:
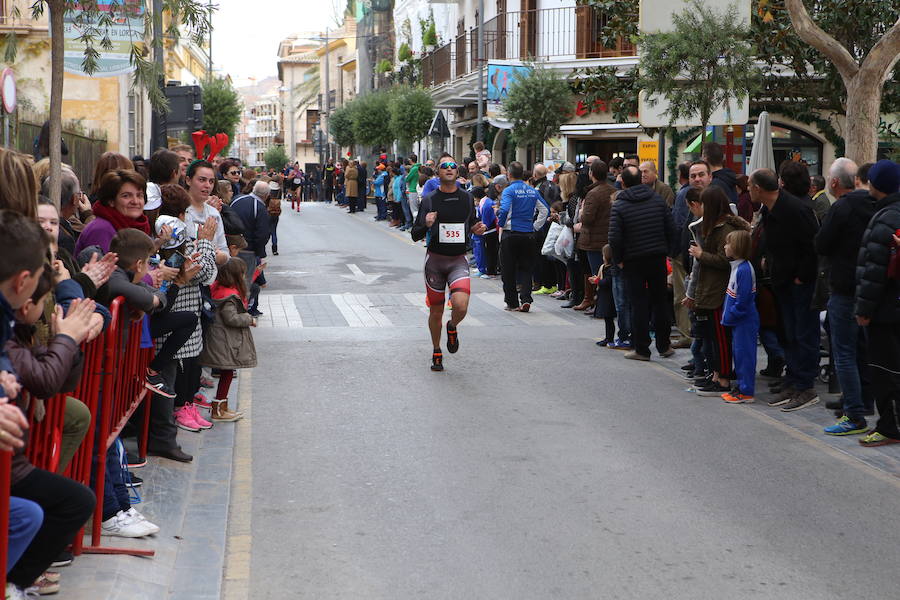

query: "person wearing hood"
left=815, top=158, right=875, bottom=436
left=703, top=142, right=738, bottom=205
left=608, top=165, right=676, bottom=360
left=853, top=159, right=900, bottom=447
left=686, top=186, right=752, bottom=396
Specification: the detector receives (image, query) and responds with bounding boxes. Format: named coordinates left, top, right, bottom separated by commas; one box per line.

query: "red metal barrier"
left=79, top=297, right=154, bottom=557
left=3, top=297, right=157, bottom=567
left=0, top=450, right=11, bottom=591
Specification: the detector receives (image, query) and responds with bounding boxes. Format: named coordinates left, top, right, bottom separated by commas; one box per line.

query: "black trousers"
left=9, top=469, right=95, bottom=588
left=867, top=322, right=900, bottom=438
left=483, top=230, right=499, bottom=275
left=622, top=254, right=671, bottom=357
left=500, top=231, right=536, bottom=307
left=566, top=255, right=584, bottom=302
left=174, top=356, right=202, bottom=408
left=148, top=311, right=196, bottom=450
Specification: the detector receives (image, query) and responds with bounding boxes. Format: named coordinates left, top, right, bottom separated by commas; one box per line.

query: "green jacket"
left=405, top=163, right=421, bottom=189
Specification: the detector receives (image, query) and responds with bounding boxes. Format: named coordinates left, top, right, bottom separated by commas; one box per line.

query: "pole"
left=150, top=0, right=166, bottom=150
left=658, top=128, right=667, bottom=185
left=207, top=0, right=213, bottom=80
left=323, top=28, right=330, bottom=160
left=476, top=0, right=484, bottom=143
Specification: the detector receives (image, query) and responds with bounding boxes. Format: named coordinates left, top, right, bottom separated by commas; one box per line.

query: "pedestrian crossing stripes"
left=254, top=292, right=588, bottom=329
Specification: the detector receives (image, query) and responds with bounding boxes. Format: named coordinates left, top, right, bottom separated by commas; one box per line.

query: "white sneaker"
left=124, top=507, right=160, bottom=535
left=6, top=582, right=39, bottom=599
left=101, top=510, right=151, bottom=538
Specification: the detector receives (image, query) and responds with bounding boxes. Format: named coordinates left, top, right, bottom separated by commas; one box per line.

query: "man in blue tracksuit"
left=497, top=161, right=550, bottom=311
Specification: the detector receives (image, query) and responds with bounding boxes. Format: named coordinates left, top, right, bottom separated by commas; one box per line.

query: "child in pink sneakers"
left=199, top=257, right=257, bottom=421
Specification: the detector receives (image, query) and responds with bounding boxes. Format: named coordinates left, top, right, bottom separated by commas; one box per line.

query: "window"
left=306, top=109, right=319, bottom=142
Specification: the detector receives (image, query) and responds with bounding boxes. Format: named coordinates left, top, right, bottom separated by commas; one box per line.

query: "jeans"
left=269, top=215, right=279, bottom=249
left=622, top=255, right=671, bottom=356
left=500, top=232, right=536, bottom=307
left=774, top=281, right=820, bottom=391
left=8, top=469, right=95, bottom=588
left=689, top=311, right=709, bottom=374
left=828, top=294, right=870, bottom=419
left=611, top=271, right=631, bottom=342
left=375, top=195, right=387, bottom=219
left=399, top=194, right=413, bottom=227
left=760, top=327, right=785, bottom=360
left=7, top=497, right=42, bottom=573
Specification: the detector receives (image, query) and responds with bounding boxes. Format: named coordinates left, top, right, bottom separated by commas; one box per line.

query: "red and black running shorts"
left=424, top=251, right=471, bottom=306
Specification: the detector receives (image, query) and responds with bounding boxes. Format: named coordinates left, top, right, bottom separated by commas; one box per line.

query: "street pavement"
left=241, top=201, right=900, bottom=599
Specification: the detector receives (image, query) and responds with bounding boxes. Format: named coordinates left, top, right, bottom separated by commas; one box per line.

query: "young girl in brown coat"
left=199, top=257, right=257, bottom=421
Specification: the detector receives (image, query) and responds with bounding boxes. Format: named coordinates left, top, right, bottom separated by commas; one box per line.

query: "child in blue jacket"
left=721, top=230, right=759, bottom=404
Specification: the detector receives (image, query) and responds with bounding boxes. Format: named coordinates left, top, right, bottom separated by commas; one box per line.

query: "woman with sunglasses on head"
left=411, top=158, right=486, bottom=372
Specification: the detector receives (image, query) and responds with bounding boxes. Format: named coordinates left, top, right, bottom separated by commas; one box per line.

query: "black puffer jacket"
left=760, top=189, right=819, bottom=287
left=608, top=183, right=675, bottom=264
left=815, top=189, right=875, bottom=296
left=855, top=193, right=900, bottom=322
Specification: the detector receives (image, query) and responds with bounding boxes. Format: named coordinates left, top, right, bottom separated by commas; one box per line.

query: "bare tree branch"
left=859, top=15, right=900, bottom=82
left=783, top=0, right=859, bottom=82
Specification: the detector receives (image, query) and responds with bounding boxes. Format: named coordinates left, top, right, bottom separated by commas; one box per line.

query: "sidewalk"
left=55, top=387, right=239, bottom=600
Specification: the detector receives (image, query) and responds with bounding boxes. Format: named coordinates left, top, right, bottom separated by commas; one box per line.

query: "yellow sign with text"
left=638, top=141, right=660, bottom=171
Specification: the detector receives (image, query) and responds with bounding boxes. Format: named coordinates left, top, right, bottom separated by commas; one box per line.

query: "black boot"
left=272, top=245, right=278, bottom=256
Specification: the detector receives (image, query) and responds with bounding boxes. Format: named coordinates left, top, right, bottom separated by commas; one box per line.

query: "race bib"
left=438, top=223, right=465, bottom=243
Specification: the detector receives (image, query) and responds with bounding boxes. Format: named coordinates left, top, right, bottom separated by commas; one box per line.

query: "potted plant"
left=423, top=23, right=437, bottom=51
left=398, top=42, right=413, bottom=62
left=376, top=59, right=393, bottom=74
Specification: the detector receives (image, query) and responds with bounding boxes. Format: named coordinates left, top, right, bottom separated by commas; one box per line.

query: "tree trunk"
left=844, top=72, right=886, bottom=165
left=48, top=0, right=65, bottom=208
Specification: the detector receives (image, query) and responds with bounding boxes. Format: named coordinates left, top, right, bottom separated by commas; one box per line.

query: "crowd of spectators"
left=0, top=144, right=274, bottom=598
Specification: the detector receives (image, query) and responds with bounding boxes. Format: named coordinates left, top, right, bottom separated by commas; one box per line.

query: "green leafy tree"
left=351, top=89, right=394, bottom=147
left=389, top=86, right=433, bottom=150
left=775, top=0, right=900, bottom=163
left=637, top=0, right=759, bottom=134
left=501, top=65, right=573, bottom=153
left=263, top=145, right=290, bottom=171
left=3, top=0, right=211, bottom=207
left=201, top=77, right=242, bottom=154
left=329, top=102, right=357, bottom=149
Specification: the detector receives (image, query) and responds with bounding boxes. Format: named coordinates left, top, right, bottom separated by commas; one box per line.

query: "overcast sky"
left=211, top=0, right=341, bottom=85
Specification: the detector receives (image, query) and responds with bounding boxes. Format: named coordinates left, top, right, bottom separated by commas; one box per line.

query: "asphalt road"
left=245, top=201, right=900, bottom=599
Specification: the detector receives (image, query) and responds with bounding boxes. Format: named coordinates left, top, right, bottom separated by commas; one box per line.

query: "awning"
left=428, top=110, right=451, bottom=138
left=684, top=128, right=714, bottom=153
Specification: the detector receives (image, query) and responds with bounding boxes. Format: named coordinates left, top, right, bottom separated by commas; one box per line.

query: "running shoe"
left=680, top=362, right=695, bottom=372
left=446, top=322, right=459, bottom=354
left=193, top=393, right=212, bottom=409
left=145, top=371, right=176, bottom=399
left=174, top=405, right=200, bottom=432
left=696, top=381, right=731, bottom=396
left=825, top=416, right=867, bottom=436
left=479, top=274, right=491, bottom=279
left=534, top=286, right=557, bottom=295
left=767, top=386, right=796, bottom=407
left=519, top=302, right=531, bottom=313
left=595, top=339, right=611, bottom=347
left=186, top=403, right=213, bottom=429
left=780, top=388, right=819, bottom=412
left=859, top=431, right=900, bottom=447
left=199, top=376, right=215, bottom=389
left=431, top=350, right=444, bottom=372
left=722, top=392, right=754, bottom=404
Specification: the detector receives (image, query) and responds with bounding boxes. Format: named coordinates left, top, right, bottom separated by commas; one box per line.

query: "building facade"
left=277, top=36, right=323, bottom=169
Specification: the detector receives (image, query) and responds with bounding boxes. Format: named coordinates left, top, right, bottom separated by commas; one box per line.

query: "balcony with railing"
left=419, top=5, right=635, bottom=89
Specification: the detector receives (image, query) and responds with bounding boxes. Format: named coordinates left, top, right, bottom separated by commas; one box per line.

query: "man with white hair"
left=815, top=157, right=875, bottom=435
left=230, top=181, right=272, bottom=316
left=639, top=160, right=675, bottom=207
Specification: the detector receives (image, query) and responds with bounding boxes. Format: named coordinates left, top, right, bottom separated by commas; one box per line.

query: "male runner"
left=411, top=158, right=486, bottom=371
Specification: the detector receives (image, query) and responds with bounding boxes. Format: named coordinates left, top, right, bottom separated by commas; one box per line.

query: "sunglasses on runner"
left=438, top=162, right=458, bottom=170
